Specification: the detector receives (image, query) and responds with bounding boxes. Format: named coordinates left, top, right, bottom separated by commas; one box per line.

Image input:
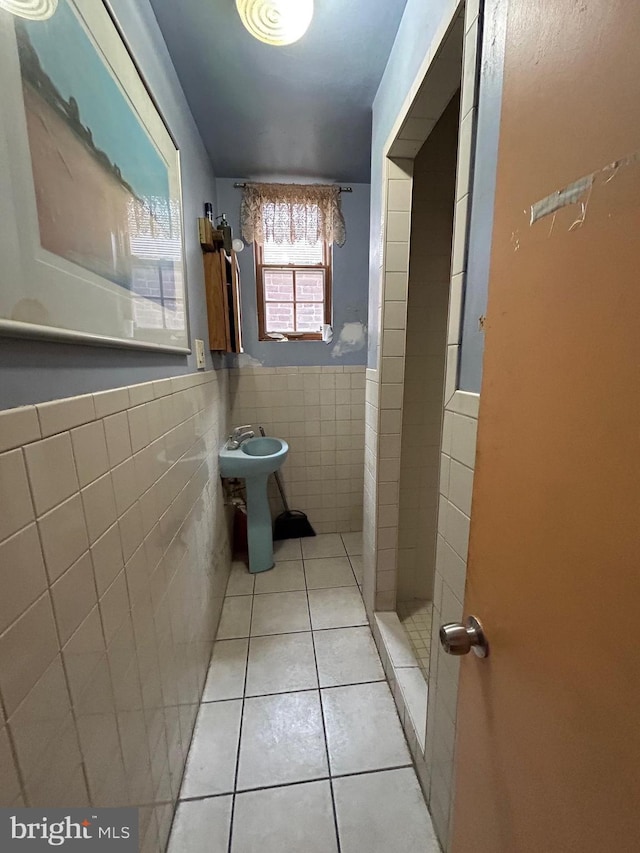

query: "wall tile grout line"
left=50, top=599, right=94, bottom=807
left=159, top=605, right=227, bottom=847
left=0, top=370, right=233, bottom=838
left=1, top=701, right=28, bottom=807
left=229, top=368, right=366, bottom=535
left=55, top=428, right=107, bottom=810
left=22, top=425, right=93, bottom=808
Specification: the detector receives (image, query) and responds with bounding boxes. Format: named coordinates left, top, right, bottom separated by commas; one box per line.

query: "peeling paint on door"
left=529, top=150, right=640, bottom=230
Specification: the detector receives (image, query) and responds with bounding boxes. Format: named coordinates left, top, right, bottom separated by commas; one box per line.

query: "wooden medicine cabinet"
left=199, top=218, right=243, bottom=353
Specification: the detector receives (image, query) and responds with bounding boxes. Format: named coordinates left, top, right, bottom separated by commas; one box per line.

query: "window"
left=241, top=182, right=344, bottom=340
left=256, top=218, right=332, bottom=341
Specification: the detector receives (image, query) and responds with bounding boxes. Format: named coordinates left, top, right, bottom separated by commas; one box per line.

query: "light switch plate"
left=195, top=339, right=206, bottom=369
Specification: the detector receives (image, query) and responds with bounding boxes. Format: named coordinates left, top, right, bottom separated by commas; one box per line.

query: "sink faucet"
left=228, top=424, right=255, bottom=450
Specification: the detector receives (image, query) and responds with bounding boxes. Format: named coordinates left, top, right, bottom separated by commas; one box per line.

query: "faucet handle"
left=232, top=424, right=254, bottom=437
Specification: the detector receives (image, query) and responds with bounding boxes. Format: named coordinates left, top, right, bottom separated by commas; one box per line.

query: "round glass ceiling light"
left=0, top=0, right=58, bottom=20
left=236, top=0, right=313, bottom=47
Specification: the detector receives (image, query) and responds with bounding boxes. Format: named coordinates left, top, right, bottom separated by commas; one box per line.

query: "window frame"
left=255, top=239, right=332, bottom=341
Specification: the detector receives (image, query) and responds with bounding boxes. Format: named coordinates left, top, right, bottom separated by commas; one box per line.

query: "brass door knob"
left=439, top=616, right=489, bottom=658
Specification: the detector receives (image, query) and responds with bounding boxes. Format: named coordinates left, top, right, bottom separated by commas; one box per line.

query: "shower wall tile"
left=0, top=369, right=231, bottom=821
left=426, top=8, right=483, bottom=849
left=365, top=1, right=483, bottom=849
left=396, top=108, right=456, bottom=604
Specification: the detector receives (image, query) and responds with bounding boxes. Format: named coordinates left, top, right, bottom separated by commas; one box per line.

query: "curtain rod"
left=233, top=181, right=352, bottom=193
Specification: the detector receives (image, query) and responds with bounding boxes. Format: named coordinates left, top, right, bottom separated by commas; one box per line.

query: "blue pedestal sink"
left=219, top=436, right=289, bottom=573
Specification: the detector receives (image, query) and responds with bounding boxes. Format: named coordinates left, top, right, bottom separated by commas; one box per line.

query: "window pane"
left=265, top=302, right=295, bottom=333
left=261, top=201, right=324, bottom=265
left=264, top=270, right=294, bottom=301
left=263, top=239, right=323, bottom=266
left=296, top=302, right=324, bottom=333
left=295, top=270, right=324, bottom=302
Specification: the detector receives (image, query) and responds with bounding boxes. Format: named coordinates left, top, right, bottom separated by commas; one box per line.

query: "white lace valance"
left=240, top=182, right=346, bottom=247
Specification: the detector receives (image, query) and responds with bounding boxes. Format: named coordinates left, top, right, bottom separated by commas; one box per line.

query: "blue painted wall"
left=368, top=0, right=452, bottom=369
left=0, top=0, right=219, bottom=411
left=368, top=0, right=507, bottom=395
left=458, top=0, right=507, bottom=392
left=216, top=178, right=370, bottom=367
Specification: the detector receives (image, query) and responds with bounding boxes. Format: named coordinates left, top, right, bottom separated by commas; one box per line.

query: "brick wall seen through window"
left=256, top=221, right=332, bottom=341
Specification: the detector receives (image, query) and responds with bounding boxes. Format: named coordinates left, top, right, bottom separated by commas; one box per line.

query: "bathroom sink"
left=242, top=437, right=285, bottom=458
left=219, top=435, right=289, bottom=575
left=219, top=436, right=288, bottom=478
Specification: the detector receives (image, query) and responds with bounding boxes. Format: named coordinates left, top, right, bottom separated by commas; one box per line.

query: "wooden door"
left=451, top=2, right=640, bottom=851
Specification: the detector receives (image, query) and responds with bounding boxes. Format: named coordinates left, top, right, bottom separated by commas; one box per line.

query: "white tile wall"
left=397, top=96, right=458, bottom=603
left=0, top=369, right=231, bottom=850
left=229, top=366, right=365, bottom=534
left=365, top=2, right=484, bottom=850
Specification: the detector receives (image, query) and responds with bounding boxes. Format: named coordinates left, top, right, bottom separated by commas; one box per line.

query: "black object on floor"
left=273, top=507, right=316, bottom=540
left=259, top=426, right=316, bottom=540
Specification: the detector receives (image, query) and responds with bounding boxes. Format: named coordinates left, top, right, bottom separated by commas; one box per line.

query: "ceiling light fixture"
left=0, top=0, right=57, bottom=21
left=235, top=0, right=313, bottom=47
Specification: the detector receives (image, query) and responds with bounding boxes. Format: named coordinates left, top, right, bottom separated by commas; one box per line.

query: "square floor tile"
left=232, top=781, right=338, bottom=853
left=333, top=768, right=439, bottom=853
left=216, top=597, right=252, bottom=640
left=168, top=795, right=232, bottom=853
left=349, top=555, right=363, bottom=586
left=313, top=627, right=384, bottom=688
left=202, top=639, right=248, bottom=702
left=246, top=633, right=317, bottom=697
left=237, top=691, right=328, bottom=790
left=341, top=532, right=362, bottom=556
left=301, top=534, right=346, bottom=560
left=250, top=591, right=310, bottom=636
left=180, top=700, right=242, bottom=798
left=254, top=560, right=305, bottom=594
left=273, top=538, right=302, bottom=561
left=304, top=557, right=356, bottom=590
left=321, top=682, right=410, bottom=775
left=308, top=588, right=367, bottom=630
left=226, top=561, right=254, bottom=596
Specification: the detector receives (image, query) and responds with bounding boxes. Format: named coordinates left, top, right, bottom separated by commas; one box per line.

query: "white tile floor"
left=169, top=533, right=440, bottom=853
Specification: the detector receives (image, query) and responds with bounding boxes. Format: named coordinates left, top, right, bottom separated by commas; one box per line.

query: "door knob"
left=439, top=616, right=489, bottom=658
